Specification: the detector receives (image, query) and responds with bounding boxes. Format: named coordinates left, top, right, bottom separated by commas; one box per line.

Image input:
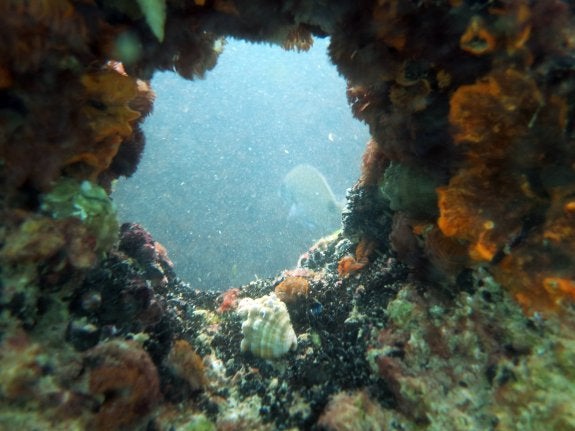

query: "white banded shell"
left=237, top=293, right=297, bottom=359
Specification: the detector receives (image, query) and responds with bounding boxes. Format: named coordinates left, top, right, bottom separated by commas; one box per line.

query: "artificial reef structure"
left=1, top=1, right=575, bottom=430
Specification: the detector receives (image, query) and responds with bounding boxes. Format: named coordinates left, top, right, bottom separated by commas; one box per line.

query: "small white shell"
left=237, top=293, right=297, bottom=359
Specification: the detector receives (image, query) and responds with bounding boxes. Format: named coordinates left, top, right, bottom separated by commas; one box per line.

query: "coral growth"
left=358, top=138, right=388, bottom=187
left=75, top=252, right=167, bottom=342
left=165, top=339, right=207, bottom=391
left=0, top=177, right=118, bottom=314
left=338, top=237, right=376, bottom=277
left=41, top=178, right=119, bottom=257
left=85, top=340, right=160, bottom=431
left=492, top=326, right=575, bottom=431
left=282, top=25, right=314, bottom=52
left=0, top=329, right=47, bottom=402
left=73, top=66, right=141, bottom=179
left=1, top=215, right=98, bottom=272
left=118, top=222, right=174, bottom=283
left=364, top=277, right=555, bottom=429
left=2, top=0, right=575, bottom=430
left=318, top=390, right=387, bottom=431
left=217, top=287, right=241, bottom=313
left=438, top=67, right=572, bottom=311
left=274, top=276, right=309, bottom=303
left=332, top=0, right=575, bottom=313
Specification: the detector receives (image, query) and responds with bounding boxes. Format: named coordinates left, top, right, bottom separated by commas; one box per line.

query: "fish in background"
left=280, top=164, right=344, bottom=233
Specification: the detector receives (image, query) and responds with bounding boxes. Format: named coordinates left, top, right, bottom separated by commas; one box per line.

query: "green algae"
left=493, top=326, right=575, bottom=431
left=379, top=162, right=442, bottom=218
left=178, top=414, right=216, bottom=431
left=113, top=31, right=143, bottom=65
left=41, top=178, right=118, bottom=256
left=365, top=271, right=574, bottom=431
left=136, top=0, right=166, bottom=42
left=386, top=295, right=415, bottom=327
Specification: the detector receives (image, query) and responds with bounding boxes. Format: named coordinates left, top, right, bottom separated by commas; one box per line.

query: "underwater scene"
left=112, top=38, right=369, bottom=290
left=2, top=1, right=575, bottom=431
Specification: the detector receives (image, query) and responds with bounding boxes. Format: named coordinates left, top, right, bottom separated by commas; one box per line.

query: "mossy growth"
left=379, top=161, right=442, bottom=218
left=386, top=295, right=415, bottom=327
left=179, top=414, right=216, bottom=431
left=493, top=333, right=575, bottom=431
left=41, top=178, right=118, bottom=256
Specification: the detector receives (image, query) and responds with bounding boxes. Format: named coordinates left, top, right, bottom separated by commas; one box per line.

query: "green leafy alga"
left=41, top=178, right=118, bottom=255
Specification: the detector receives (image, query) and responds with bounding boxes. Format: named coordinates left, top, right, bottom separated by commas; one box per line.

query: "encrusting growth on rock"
left=85, top=340, right=160, bottom=431
left=338, top=237, right=377, bottom=277
left=274, top=276, right=309, bottom=303
left=165, top=339, right=207, bottom=391
left=2, top=0, right=575, bottom=430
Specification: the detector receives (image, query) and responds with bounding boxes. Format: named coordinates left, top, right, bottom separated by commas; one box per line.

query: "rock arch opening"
left=113, top=38, right=370, bottom=290
left=2, top=2, right=575, bottom=431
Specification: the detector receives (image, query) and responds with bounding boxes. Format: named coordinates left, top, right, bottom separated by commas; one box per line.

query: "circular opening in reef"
left=112, top=38, right=369, bottom=290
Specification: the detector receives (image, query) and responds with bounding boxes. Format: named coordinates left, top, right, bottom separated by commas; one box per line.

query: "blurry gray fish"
left=280, top=164, right=343, bottom=232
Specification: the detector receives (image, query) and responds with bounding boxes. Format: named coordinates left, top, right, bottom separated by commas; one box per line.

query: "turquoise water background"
left=112, top=37, right=370, bottom=290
